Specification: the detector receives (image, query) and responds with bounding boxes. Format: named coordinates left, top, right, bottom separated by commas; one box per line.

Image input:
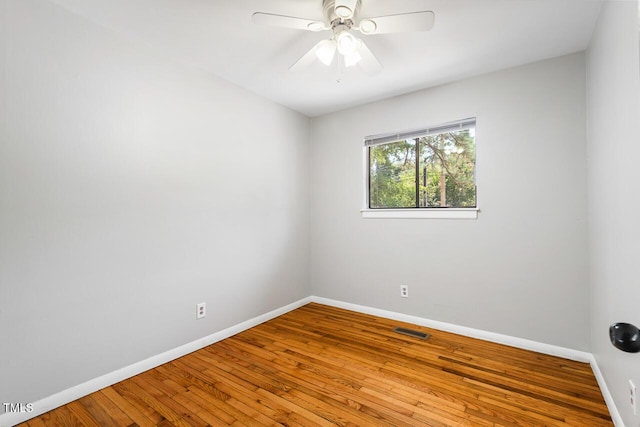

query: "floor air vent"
left=393, top=327, right=430, bottom=340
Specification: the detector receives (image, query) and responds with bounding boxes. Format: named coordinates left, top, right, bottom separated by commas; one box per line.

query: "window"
left=363, top=118, right=477, bottom=218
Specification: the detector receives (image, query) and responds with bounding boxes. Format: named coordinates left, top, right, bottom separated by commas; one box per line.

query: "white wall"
left=0, top=0, right=310, bottom=405
left=587, top=1, right=640, bottom=425
left=310, top=53, right=590, bottom=350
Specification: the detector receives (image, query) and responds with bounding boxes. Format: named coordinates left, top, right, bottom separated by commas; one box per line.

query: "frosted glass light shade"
left=336, top=31, right=357, bottom=55
left=315, top=40, right=337, bottom=66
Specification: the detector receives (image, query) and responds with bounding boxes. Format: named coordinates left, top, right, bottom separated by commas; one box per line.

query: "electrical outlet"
left=631, top=380, right=637, bottom=415
left=400, top=285, right=409, bottom=298
left=196, top=302, right=206, bottom=319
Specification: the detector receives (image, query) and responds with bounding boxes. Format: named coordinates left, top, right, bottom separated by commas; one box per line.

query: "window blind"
left=364, top=117, right=476, bottom=147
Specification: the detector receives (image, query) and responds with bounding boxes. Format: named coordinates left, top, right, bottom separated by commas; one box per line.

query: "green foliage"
left=369, top=140, right=416, bottom=208
left=369, top=129, right=476, bottom=208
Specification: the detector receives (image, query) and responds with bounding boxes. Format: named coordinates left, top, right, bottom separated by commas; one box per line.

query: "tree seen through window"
left=369, top=124, right=476, bottom=208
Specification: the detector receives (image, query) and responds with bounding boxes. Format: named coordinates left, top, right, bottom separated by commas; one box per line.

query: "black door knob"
left=610, top=323, right=640, bottom=353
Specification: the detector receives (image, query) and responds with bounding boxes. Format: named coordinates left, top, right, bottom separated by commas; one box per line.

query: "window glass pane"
left=369, top=140, right=416, bottom=208
left=418, top=128, right=476, bottom=208
left=367, top=121, right=476, bottom=209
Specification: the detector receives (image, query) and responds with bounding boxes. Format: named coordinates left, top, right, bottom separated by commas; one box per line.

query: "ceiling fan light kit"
left=252, top=0, right=435, bottom=75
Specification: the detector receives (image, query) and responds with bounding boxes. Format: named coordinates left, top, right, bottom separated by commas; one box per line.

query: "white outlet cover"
left=400, top=285, right=409, bottom=298
left=196, top=302, right=206, bottom=319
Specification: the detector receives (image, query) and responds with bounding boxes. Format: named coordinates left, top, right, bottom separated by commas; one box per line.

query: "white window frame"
left=361, top=118, right=479, bottom=220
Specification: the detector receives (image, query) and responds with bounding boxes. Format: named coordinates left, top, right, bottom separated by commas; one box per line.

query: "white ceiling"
left=49, top=0, right=603, bottom=117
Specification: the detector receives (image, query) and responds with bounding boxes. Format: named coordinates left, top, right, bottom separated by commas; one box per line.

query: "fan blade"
left=290, top=39, right=336, bottom=72
left=252, top=12, right=326, bottom=31
left=334, top=0, right=358, bottom=19
left=357, top=11, right=435, bottom=35
left=356, top=39, right=383, bottom=75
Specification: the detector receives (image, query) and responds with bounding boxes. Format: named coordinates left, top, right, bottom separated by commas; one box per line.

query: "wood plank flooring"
left=21, top=303, right=612, bottom=426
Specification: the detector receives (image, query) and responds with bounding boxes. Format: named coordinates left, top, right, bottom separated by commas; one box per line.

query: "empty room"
left=1, top=0, right=639, bottom=426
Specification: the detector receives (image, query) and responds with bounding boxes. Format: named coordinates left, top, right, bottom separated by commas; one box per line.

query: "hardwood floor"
left=21, top=303, right=612, bottom=426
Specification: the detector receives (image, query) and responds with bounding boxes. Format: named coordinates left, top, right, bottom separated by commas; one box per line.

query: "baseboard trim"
left=310, top=296, right=592, bottom=361
left=0, top=296, right=312, bottom=427
left=3, top=296, right=622, bottom=427
left=589, top=355, right=624, bottom=426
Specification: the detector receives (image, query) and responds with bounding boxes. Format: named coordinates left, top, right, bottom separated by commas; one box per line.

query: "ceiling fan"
left=252, top=0, right=435, bottom=75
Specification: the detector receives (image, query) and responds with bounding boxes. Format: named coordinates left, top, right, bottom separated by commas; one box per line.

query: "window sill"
left=361, top=208, right=479, bottom=219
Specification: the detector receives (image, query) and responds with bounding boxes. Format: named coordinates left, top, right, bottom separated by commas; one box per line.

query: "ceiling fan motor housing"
left=323, top=0, right=361, bottom=25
